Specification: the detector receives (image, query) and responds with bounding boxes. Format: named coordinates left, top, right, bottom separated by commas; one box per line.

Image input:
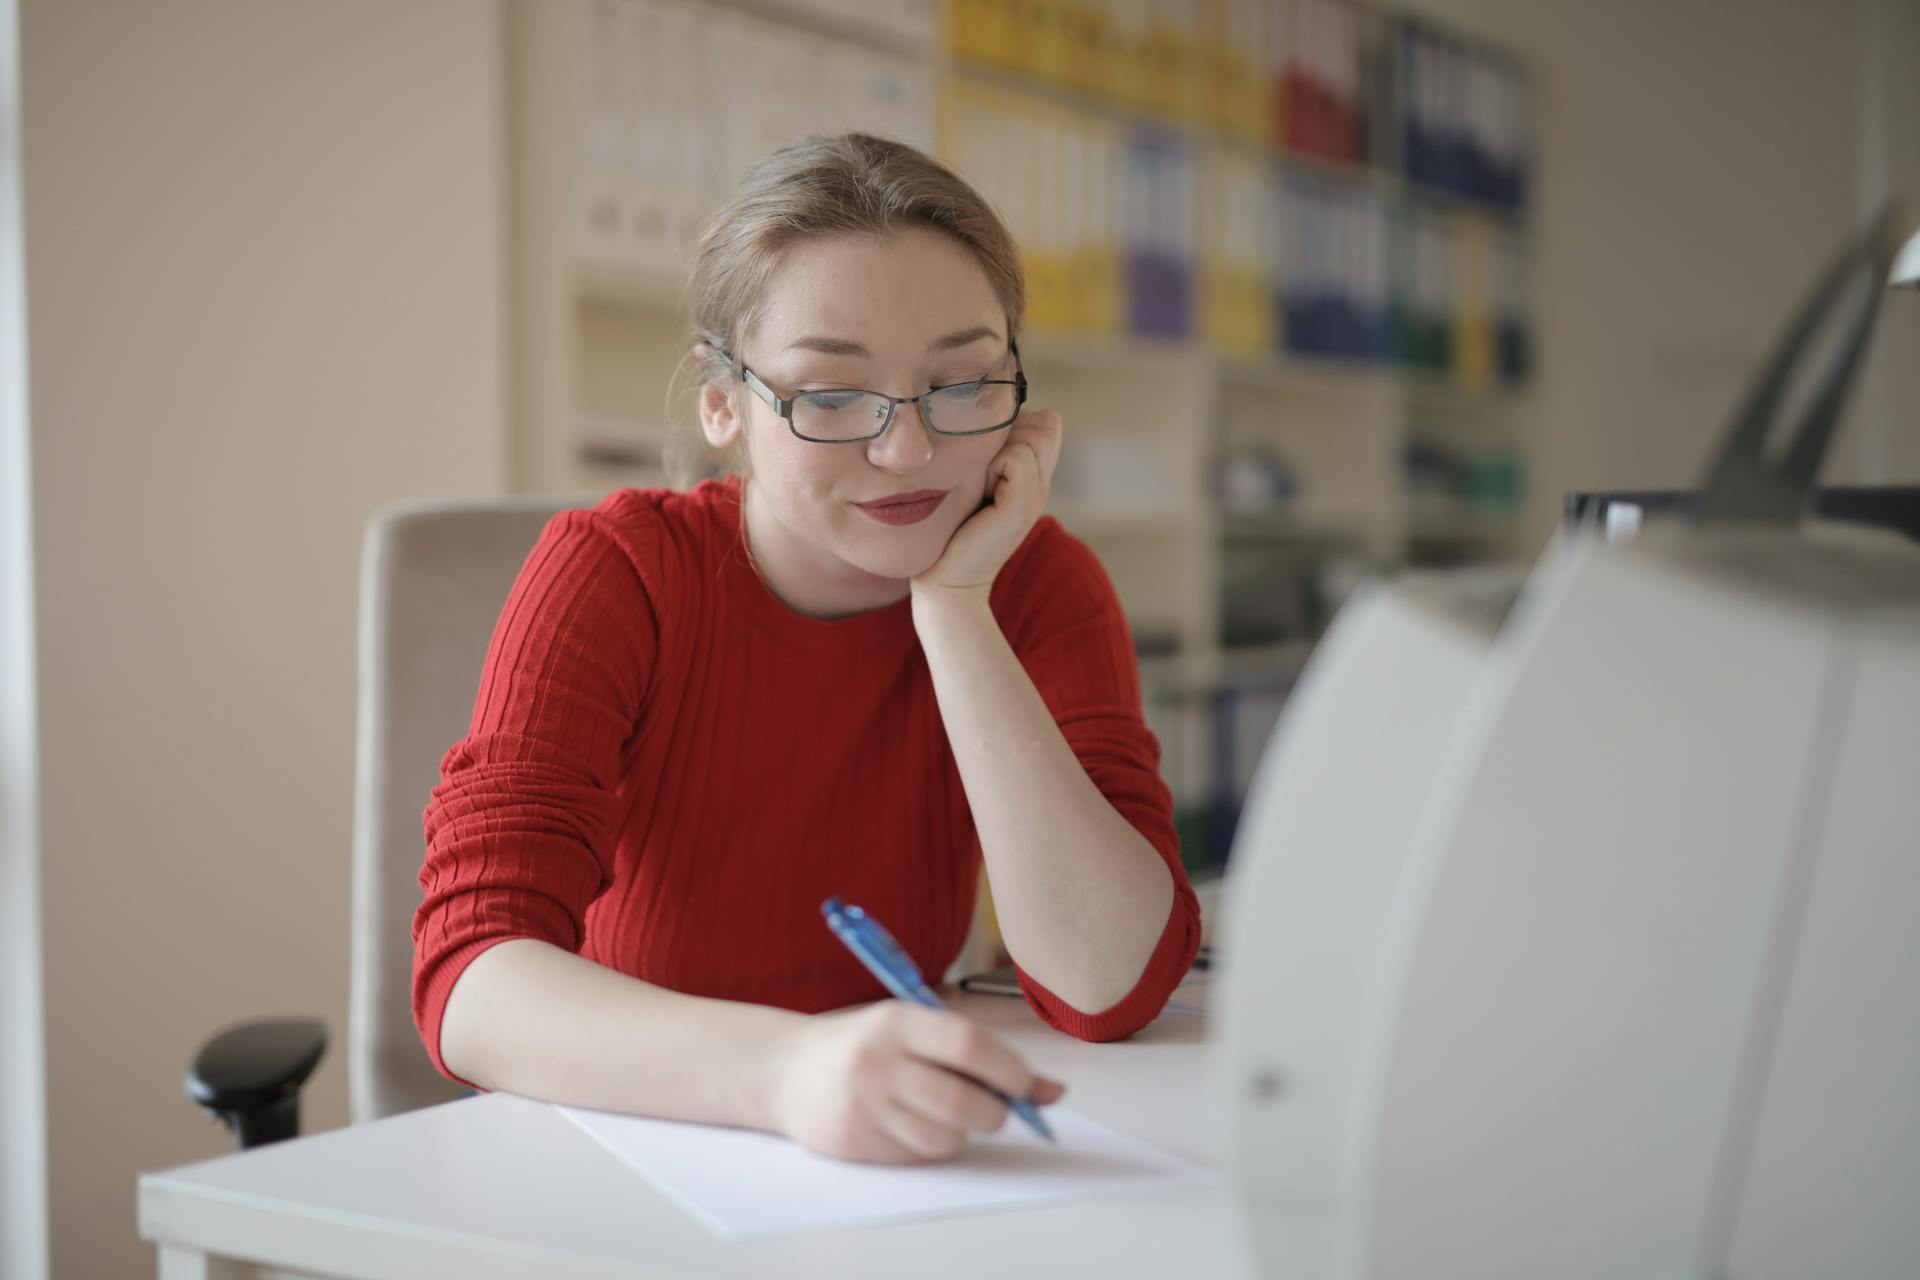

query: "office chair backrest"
left=350, top=496, right=579, bottom=1124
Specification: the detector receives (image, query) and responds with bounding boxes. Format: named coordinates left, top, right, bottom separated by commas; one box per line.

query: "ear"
left=698, top=380, right=742, bottom=451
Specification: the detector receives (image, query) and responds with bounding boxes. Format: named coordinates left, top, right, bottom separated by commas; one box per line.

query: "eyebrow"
left=782, top=326, right=1001, bottom=358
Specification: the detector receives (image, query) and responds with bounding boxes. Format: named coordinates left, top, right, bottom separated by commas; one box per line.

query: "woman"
left=413, top=133, right=1202, bottom=1165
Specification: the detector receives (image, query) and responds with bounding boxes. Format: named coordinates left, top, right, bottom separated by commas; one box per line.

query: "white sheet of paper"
left=556, top=1102, right=1219, bottom=1239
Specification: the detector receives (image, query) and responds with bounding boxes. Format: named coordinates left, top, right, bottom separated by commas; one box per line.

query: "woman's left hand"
left=912, top=409, right=1063, bottom=603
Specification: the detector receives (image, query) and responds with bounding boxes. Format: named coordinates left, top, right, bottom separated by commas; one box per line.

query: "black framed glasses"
left=721, top=340, right=1027, bottom=444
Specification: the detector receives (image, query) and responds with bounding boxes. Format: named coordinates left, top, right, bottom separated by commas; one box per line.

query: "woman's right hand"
left=768, top=1001, right=1067, bottom=1164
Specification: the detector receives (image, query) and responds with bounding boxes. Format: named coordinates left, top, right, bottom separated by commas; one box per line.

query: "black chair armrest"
left=186, top=1018, right=328, bottom=1150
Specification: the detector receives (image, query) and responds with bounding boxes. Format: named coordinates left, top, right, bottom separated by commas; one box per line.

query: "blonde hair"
left=669, top=133, right=1026, bottom=484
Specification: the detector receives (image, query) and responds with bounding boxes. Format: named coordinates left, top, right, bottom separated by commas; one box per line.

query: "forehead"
left=752, top=228, right=1005, bottom=355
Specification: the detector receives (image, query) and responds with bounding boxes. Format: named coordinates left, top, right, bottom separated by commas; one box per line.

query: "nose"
left=864, top=398, right=935, bottom=473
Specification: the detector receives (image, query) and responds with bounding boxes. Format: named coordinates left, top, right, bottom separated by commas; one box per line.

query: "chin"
left=836, top=517, right=956, bottom=581
left=839, top=536, right=944, bottom=582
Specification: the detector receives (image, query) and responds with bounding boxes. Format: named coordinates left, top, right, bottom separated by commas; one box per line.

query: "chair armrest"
left=186, top=1018, right=328, bottom=1149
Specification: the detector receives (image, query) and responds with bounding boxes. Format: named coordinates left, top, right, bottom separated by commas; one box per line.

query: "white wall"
left=19, top=2, right=507, bottom=1276
left=2, top=0, right=49, bottom=1274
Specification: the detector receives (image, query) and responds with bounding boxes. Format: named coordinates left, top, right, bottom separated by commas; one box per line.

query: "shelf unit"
left=507, top=0, right=1539, bottom=869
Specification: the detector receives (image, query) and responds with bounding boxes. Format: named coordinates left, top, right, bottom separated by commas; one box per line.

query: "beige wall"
left=20, top=2, right=506, bottom=1276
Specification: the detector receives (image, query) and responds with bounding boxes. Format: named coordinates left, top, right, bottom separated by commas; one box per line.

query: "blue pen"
left=821, top=897, right=1056, bottom=1143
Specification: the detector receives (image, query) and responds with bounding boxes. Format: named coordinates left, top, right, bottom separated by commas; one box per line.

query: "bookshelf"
left=506, top=0, right=1539, bottom=871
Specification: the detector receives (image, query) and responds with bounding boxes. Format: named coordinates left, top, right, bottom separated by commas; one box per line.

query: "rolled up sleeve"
left=412, top=509, right=654, bottom=1082
left=994, top=524, right=1203, bottom=1041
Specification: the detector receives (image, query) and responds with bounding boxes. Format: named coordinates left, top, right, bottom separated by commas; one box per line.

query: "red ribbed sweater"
left=412, top=477, right=1201, bottom=1082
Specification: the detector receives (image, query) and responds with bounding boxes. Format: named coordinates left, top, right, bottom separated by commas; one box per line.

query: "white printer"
left=1215, top=212, right=1920, bottom=1278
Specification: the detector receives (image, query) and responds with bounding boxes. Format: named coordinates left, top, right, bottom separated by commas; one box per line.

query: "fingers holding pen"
left=897, top=1005, right=1068, bottom=1112
left=878, top=1094, right=970, bottom=1163
left=894, top=1055, right=1011, bottom=1137
left=772, top=1001, right=1065, bottom=1164
left=1028, top=1075, right=1068, bottom=1106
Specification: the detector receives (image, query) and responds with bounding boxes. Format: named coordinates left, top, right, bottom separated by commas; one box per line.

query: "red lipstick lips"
left=853, top=488, right=950, bottom=526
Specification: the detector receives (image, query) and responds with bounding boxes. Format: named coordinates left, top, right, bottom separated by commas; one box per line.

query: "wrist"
left=909, top=583, right=995, bottom=632
left=756, top=1008, right=817, bottom=1138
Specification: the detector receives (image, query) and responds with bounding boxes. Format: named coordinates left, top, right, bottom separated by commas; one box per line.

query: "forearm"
left=438, top=938, right=803, bottom=1130
left=913, top=593, right=1174, bottom=1012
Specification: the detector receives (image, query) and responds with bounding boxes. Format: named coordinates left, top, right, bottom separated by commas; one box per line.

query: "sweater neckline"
left=708, top=476, right=919, bottom=656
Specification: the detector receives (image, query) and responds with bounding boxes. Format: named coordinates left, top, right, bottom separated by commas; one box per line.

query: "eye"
left=932, top=380, right=988, bottom=401
left=796, top=390, right=867, bottom=413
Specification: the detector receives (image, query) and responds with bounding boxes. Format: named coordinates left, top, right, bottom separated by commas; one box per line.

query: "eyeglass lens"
left=792, top=380, right=1018, bottom=442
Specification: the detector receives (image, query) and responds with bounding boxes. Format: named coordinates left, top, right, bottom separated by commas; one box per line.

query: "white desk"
left=139, top=990, right=1258, bottom=1279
